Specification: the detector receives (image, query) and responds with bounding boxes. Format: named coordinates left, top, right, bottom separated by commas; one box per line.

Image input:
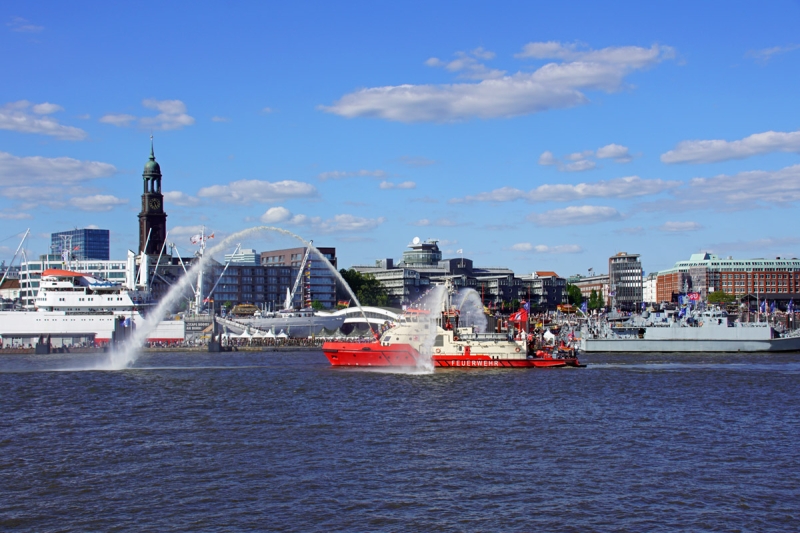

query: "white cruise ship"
left=0, top=269, right=183, bottom=348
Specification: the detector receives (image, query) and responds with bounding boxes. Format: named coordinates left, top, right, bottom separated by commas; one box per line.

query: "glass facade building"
left=51, top=229, right=110, bottom=261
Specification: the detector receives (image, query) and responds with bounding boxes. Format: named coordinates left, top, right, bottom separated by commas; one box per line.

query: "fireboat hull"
left=322, top=342, right=583, bottom=368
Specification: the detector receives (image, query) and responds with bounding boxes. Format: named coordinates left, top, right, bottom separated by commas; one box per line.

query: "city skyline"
left=2, top=1, right=800, bottom=277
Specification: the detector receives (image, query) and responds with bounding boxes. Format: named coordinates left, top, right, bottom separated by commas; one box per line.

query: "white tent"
left=265, top=328, right=277, bottom=339
left=543, top=329, right=556, bottom=342
left=276, top=329, right=289, bottom=339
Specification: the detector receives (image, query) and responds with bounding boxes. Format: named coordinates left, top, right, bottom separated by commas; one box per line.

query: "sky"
left=2, top=1, right=800, bottom=277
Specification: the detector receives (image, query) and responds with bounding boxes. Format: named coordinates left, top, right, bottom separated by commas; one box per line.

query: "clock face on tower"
left=149, top=198, right=161, bottom=210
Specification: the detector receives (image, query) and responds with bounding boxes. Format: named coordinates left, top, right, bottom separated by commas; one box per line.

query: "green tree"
left=311, top=300, right=325, bottom=310
left=588, top=289, right=603, bottom=310
left=337, top=268, right=389, bottom=307
left=708, top=290, right=735, bottom=305
left=566, top=283, right=583, bottom=305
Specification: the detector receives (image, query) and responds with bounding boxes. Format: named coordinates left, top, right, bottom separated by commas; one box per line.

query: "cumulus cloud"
left=7, top=17, right=43, bottom=33
left=661, top=129, right=800, bottom=164
left=411, top=217, right=464, bottom=227
left=379, top=180, right=416, bottom=190
left=0, top=151, right=116, bottom=185
left=596, top=143, right=632, bottom=162
left=69, top=195, right=128, bottom=212
left=398, top=156, right=436, bottom=167
left=99, top=114, right=136, bottom=126
left=511, top=243, right=582, bottom=253
left=746, top=44, right=800, bottom=63
left=0, top=101, right=87, bottom=140
left=163, top=191, right=200, bottom=207
left=318, top=169, right=387, bottom=181
left=211, top=116, right=230, bottom=123
left=0, top=210, right=33, bottom=220
left=538, top=143, right=632, bottom=170
left=659, top=221, right=702, bottom=232
left=140, top=99, right=195, bottom=130
left=321, top=42, right=674, bottom=122
left=259, top=207, right=385, bottom=233
left=100, top=99, right=195, bottom=130
left=425, top=47, right=506, bottom=80
left=538, top=151, right=557, bottom=165
left=451, top=176, right=679, bottom=204
left=197, top=179, right=317, bottom=204
left=527, top=205, right=623, bottom=226
left=564, top=159, right=596, bottom=172
left=682, top=164, right=800, bottom=207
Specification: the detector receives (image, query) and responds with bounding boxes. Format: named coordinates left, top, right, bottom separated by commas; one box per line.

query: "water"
left=105, top=225, right=371, bottom=370
left=1, top=351, right=799, bottom=531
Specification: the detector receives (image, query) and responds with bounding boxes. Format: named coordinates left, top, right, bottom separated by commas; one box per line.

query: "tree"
left=708, top=290, right=735, bottom=305
left=311, top=300, right=325, bottom=310
left=337, top=268, right=389, bottom=307
left=566, top=283, right=583, bottom=305
left=588, top=289, right=603, bottom=310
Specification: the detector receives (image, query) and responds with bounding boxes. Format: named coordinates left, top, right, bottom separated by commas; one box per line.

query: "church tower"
left=138, top=138, right=167, bottom=255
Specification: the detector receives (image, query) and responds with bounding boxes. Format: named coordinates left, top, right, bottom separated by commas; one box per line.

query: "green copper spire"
left=143, top=135, right=161, bottom=175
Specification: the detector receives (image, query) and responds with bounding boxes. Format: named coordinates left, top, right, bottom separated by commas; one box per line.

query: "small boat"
left=322, top=281, right=584, bottom=369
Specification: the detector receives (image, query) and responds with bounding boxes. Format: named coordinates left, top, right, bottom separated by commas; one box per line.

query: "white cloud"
left=0, top=210, right=33, bottom=220
left=515, top=41, right=676, bottom=66
left=260, top=206, right=292, bottom=223
left=659, top=221, right=702, bottom=232
left=527, top=205, right=623, bottom=226
left=100, top=99, right=196, bottom=131
left=7, top=17, right=43, bottom=33
left=317, top=214, right=385, bottom=233
left=321, top=42, right=674, bottom=122
left=399, top=155, right=436, bottom=167
left=661, top=129, right=800, bottom=164
left=567, top=150, right=594, bottom=161
left=69, top=195, right=128, bottom=212
left=0, top=101, right=87, bottom=140
left=99, top=114, right=136, bottom=127
left=0, top=151, right=116, bottom=185
left=538, top=151, right=557, bottom=165
left=211, top=116, right=230, bottom=122
left=163, top=191, right=200, bottom=207
left=451, top=176, right=679, bottom=204
left=318, top=169, right=387, bottom=181
left=380, top=180, right=416, bottom=190
left=511, top=243, right=582, bottom=253
left=596, top=143, right=632, bottom=162
left=262, top=107, right=273, bottom=114
left=196, top=179, right=317, bottom=204
left=411, top=217, right=463, bottom=227
left=425, top=47, right=506, bottom=80
left=746, top=44, right=800, bottom=63
left=684, top=164, right=800, bottom=206
left=31, top=103, right=63, bottom=115
left=141, top=99, right=195, bottom=130
left=564, top=159, right=596, bottom=172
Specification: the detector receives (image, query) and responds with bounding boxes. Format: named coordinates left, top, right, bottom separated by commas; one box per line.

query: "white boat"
left=0, top=268, right=184, bottom=348
left=580, top=308, right=800, bottom=352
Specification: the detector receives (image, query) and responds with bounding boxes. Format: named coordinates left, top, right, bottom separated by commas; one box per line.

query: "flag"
left=760, top=300, right=766, bottom=313
left=678, top=307, right=686, bottom=318
left=208, top=232, right=215, bottom=239
left=788, top=299, right=794, bottom=314
left=73, top=246, right=80, bottom=250
left=770, top=301, right=776, bottom=313
left=456, top=249, right=463, bottom=254
left=523, top=301, right=530, bottom=312
left=641, top=302, right=646, bottom=310
left=190, top=234, right=202, bottom=244
left=510, top=308, right=528, bottom=324
left=581, top=301, right=588, bottom=313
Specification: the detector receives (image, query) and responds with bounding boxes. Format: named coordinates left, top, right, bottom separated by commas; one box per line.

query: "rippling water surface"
left=1, top=351, right=799, bottom=532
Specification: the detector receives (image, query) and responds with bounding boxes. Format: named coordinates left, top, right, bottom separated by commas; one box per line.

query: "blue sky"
left=2, top=1, right=800, bottom=276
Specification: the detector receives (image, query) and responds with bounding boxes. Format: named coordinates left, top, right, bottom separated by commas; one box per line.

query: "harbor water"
left=1, top=351, right=799, bottom=531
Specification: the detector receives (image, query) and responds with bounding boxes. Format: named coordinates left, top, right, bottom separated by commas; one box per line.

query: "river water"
left=1, top=351, right=798, bottom=532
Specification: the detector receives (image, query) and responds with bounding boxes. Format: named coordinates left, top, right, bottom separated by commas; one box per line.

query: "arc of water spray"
left=104, top=226, right=375, bottom=369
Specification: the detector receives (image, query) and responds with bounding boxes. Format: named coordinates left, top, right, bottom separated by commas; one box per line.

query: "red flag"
left=510, top=309, right=528, bottom=324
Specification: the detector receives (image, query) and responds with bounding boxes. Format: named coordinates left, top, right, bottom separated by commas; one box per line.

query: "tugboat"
left=322, top=282, right=584, bottom=369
